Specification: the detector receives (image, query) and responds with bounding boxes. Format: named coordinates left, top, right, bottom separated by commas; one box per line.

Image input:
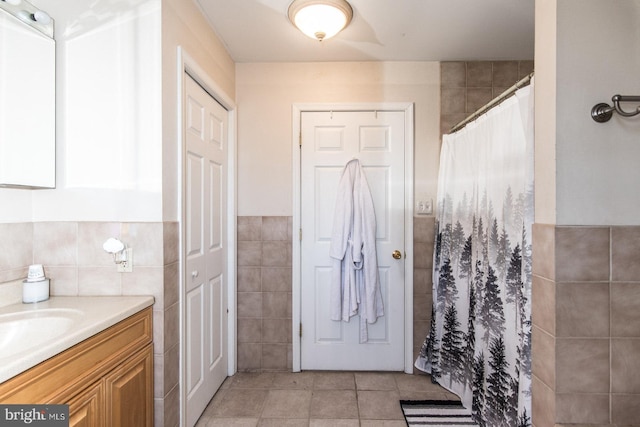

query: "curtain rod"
left=449, top=71, right=534, bottom=134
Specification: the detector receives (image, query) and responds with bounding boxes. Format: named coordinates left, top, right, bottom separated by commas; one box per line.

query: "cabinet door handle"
left=191, top=270, right=199, bottom=278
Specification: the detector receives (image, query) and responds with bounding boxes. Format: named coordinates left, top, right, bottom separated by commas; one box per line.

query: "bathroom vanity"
left=0, top=296, right=154, bottom=427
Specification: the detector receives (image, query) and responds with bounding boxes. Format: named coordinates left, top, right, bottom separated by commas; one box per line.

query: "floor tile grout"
left=196, top=371, right=457, bottom=426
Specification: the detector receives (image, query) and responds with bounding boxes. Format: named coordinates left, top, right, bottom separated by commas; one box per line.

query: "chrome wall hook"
left=591, top=95, right=640, bottom=123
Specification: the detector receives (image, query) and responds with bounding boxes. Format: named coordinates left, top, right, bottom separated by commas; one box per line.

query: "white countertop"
left=0, top=296, right=154, bottom=384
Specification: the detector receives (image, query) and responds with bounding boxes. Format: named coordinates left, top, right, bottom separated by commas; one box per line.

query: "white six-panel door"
left=300, top=110, right=406, bottom=371
left=184, top=74, right=228, bottom=427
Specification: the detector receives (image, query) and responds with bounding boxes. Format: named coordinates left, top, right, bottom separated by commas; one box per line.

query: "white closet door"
left=184, top=74, right=228, bottom=427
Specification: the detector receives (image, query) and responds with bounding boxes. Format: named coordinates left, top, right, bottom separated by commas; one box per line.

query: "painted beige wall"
left=0, top=0, right=235, bottom=224
left=556, top=0, right=640, bottom=226
left=33, top=0, right=163, bottom=222
left=161, top=0, right=236, bottom=222
left=537, top=0, right=640, bottom=226
left=534, top=0, right=557, bottom=225
left=236, top=61, right=440, bottom=216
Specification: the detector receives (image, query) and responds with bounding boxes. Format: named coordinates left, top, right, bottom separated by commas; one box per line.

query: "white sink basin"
left=0, top=308, right=83, bottom=359
left=0, top=296, right=154, bottom=384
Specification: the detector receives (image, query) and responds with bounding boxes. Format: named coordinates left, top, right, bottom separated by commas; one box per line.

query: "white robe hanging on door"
left=329, top=159, right=384, bottom=342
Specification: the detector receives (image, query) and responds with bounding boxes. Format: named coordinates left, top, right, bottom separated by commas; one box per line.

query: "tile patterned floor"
left=195, top=371, right=459, bottom=426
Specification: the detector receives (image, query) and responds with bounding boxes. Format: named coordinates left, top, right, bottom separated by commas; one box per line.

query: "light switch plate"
left=416, top=199, right=433, bottom=215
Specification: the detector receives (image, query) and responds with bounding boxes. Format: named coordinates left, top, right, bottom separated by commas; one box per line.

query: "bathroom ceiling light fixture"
left=288, top=0, right=353, bottom=42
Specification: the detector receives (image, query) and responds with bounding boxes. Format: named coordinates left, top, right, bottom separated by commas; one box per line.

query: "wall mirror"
left=0, top=0, right=55, bottom=188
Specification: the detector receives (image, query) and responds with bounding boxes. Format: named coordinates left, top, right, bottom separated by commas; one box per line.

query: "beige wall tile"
left=238, top=318, right=262, bottom=343
left=153, top=310, right=165, bottom=353
left=121, top=222, right=163, bottom=266
left=263, top=292, right=289, bottom=319
left=611, top=338, right=640, bottom=393
left=262, top=216, right=289, bottom=241
left=163, top=384, right=180, bottom=427
left=413, top=294, right=431, bottom=321
left=532, top=376, right=555, bottom=427
left=262, top=241, right=290, bottom=267
left=532, top=223, right=555, bottom=280
left=611, top=282, right=640, bottom=337
left=238, top=292, right=263, bottom=318
left=556, top=338, right=609, bottom=393
left=162, top=222, right=179, bottom=265
left=413, top=242, right=432, bottom=269
left=263, top=318, right=289, bottom=343
left=0, top=269, right=27, bottom=287
left=47, top=266, right=79, bottom=296
left=556, top=282, right=609, bottom=338
left=532, top=325, right=555, bottom=390
left=414, top=216, right=435, bottom=244
left=532, top=275, right=555, bottom=334
left=262, top=267, right=291, bottom=292
left=163, top=342, right=180, bottom=397
left=612, top=226, right=640, bottom=282
left=441, top=62, right=466, bottom=88
left=413, top=320, right=429, bottom=353
left=466, top=62, right=492, bottom=87
left=78, top=222, right=121, bottom=266
left=262, top=344, right=288, bottom=370
left=238, top=216, right=262, bottom=241
left=122, top=266, right=164, bottom=306
left=163, top=261, right=179, bottom=309
left=441, top=113, right=468, bottom=136
left=466, top=88, right=493, bottom=113
left=163, top=302, right=180, bottom=352
left=518, top=61, right=535, bottom=78
left=441, top=88, right=466, bottom=114
left=413, top=268, right=431, bottom=296
left=238, top=267, right=262, bottom=292
left=238, top=343, right=262, bottom=371
left=0, top=223, right=32, bottom=276
left=555, top=393, right=610, bottom=424
left=33, top=222, right=78, bottom=266
left=611, top=393, right=640, bottom=425
left=153, top=353, right=164, bottom=399
left=77, top=266, right=122, bottom=295
left=492, top=61, right=519, bottom=87
left=555, top=227, right=609, bottom=282
left=238, top=241, right=262, bottom=266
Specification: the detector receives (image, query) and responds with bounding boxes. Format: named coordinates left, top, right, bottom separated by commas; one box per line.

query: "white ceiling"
left=195, top=0, right=535, bottom=63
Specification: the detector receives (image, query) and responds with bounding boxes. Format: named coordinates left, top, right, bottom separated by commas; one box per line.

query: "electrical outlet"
left=117, top=248, right=133, bottom=273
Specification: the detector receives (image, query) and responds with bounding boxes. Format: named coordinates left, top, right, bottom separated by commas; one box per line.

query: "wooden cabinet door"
left=68, top=381, right=105, bottom=427
left=105, top=344, right=153, bottom=427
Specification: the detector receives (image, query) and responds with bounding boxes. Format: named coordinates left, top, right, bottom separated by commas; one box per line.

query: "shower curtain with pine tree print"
left=415, top=82, right=534, bottom=427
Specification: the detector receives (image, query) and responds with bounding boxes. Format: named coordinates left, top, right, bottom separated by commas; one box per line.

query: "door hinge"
left=299, top=322, right=303, bottom=338
left=299, top=228, right=302, bottom=241
left=299, top=132, right=302, bottom=147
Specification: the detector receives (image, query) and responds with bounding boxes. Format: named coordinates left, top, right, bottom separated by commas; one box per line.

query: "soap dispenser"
left=23, top=264, right=50, bottom=303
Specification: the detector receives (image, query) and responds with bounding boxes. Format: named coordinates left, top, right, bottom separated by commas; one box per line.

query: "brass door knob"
left=392, top=250, right=402, bottom=260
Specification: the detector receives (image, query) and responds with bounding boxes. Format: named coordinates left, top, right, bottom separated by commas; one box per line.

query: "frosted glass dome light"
left=288, top=0, right=353, bottom=42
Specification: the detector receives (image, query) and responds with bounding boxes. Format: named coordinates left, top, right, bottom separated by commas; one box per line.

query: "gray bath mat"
left=400, top=400, right=478, bottom=426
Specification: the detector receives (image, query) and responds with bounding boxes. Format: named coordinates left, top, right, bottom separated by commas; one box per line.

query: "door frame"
left=292, top=102, right=415, bottom=374
left=177, top=47, right=237, bottom=425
